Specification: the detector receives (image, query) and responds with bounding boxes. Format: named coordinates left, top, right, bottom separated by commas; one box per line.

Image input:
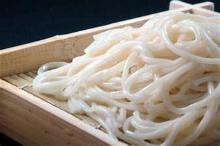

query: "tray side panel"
left=0, top=88, right=111, bottom=146
left=0, top=37, right=85, bottom=77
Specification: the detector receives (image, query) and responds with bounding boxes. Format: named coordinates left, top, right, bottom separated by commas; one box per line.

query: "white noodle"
left=33, top=12, right=220, bottom=146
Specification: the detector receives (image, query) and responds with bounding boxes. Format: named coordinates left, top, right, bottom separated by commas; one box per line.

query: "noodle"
left=33, top=12, right=220, bottom=146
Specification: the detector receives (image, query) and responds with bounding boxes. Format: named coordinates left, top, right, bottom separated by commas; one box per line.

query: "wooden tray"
left=0, top=1, right=219, bottom=146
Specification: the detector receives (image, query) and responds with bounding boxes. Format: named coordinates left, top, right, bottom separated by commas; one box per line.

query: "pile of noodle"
left=33, top=12, right=220, bottom=146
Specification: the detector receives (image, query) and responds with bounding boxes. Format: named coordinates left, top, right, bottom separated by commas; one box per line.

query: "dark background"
left=0, top=0, right=220, bottom=50
left=0, top=0, right=219, bottom=145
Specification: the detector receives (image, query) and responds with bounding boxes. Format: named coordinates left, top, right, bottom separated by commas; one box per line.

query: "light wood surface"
left=0, top=1, right=219, bottom=146
left=0, top=79, right=127, bottom=146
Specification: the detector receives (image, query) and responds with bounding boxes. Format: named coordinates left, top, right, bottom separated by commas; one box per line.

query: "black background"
left=0, top=0, right=220, bottom=50
left=0, top=0, right=219, bottom=145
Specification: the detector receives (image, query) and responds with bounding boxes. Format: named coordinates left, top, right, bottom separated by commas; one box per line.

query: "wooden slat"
left=170, top=1, right=214, bottom=11
left=170, top=0, right=219, bottom=16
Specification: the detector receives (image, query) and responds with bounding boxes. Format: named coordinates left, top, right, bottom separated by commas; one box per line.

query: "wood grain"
left=0, top=79, right=127, bottom=146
